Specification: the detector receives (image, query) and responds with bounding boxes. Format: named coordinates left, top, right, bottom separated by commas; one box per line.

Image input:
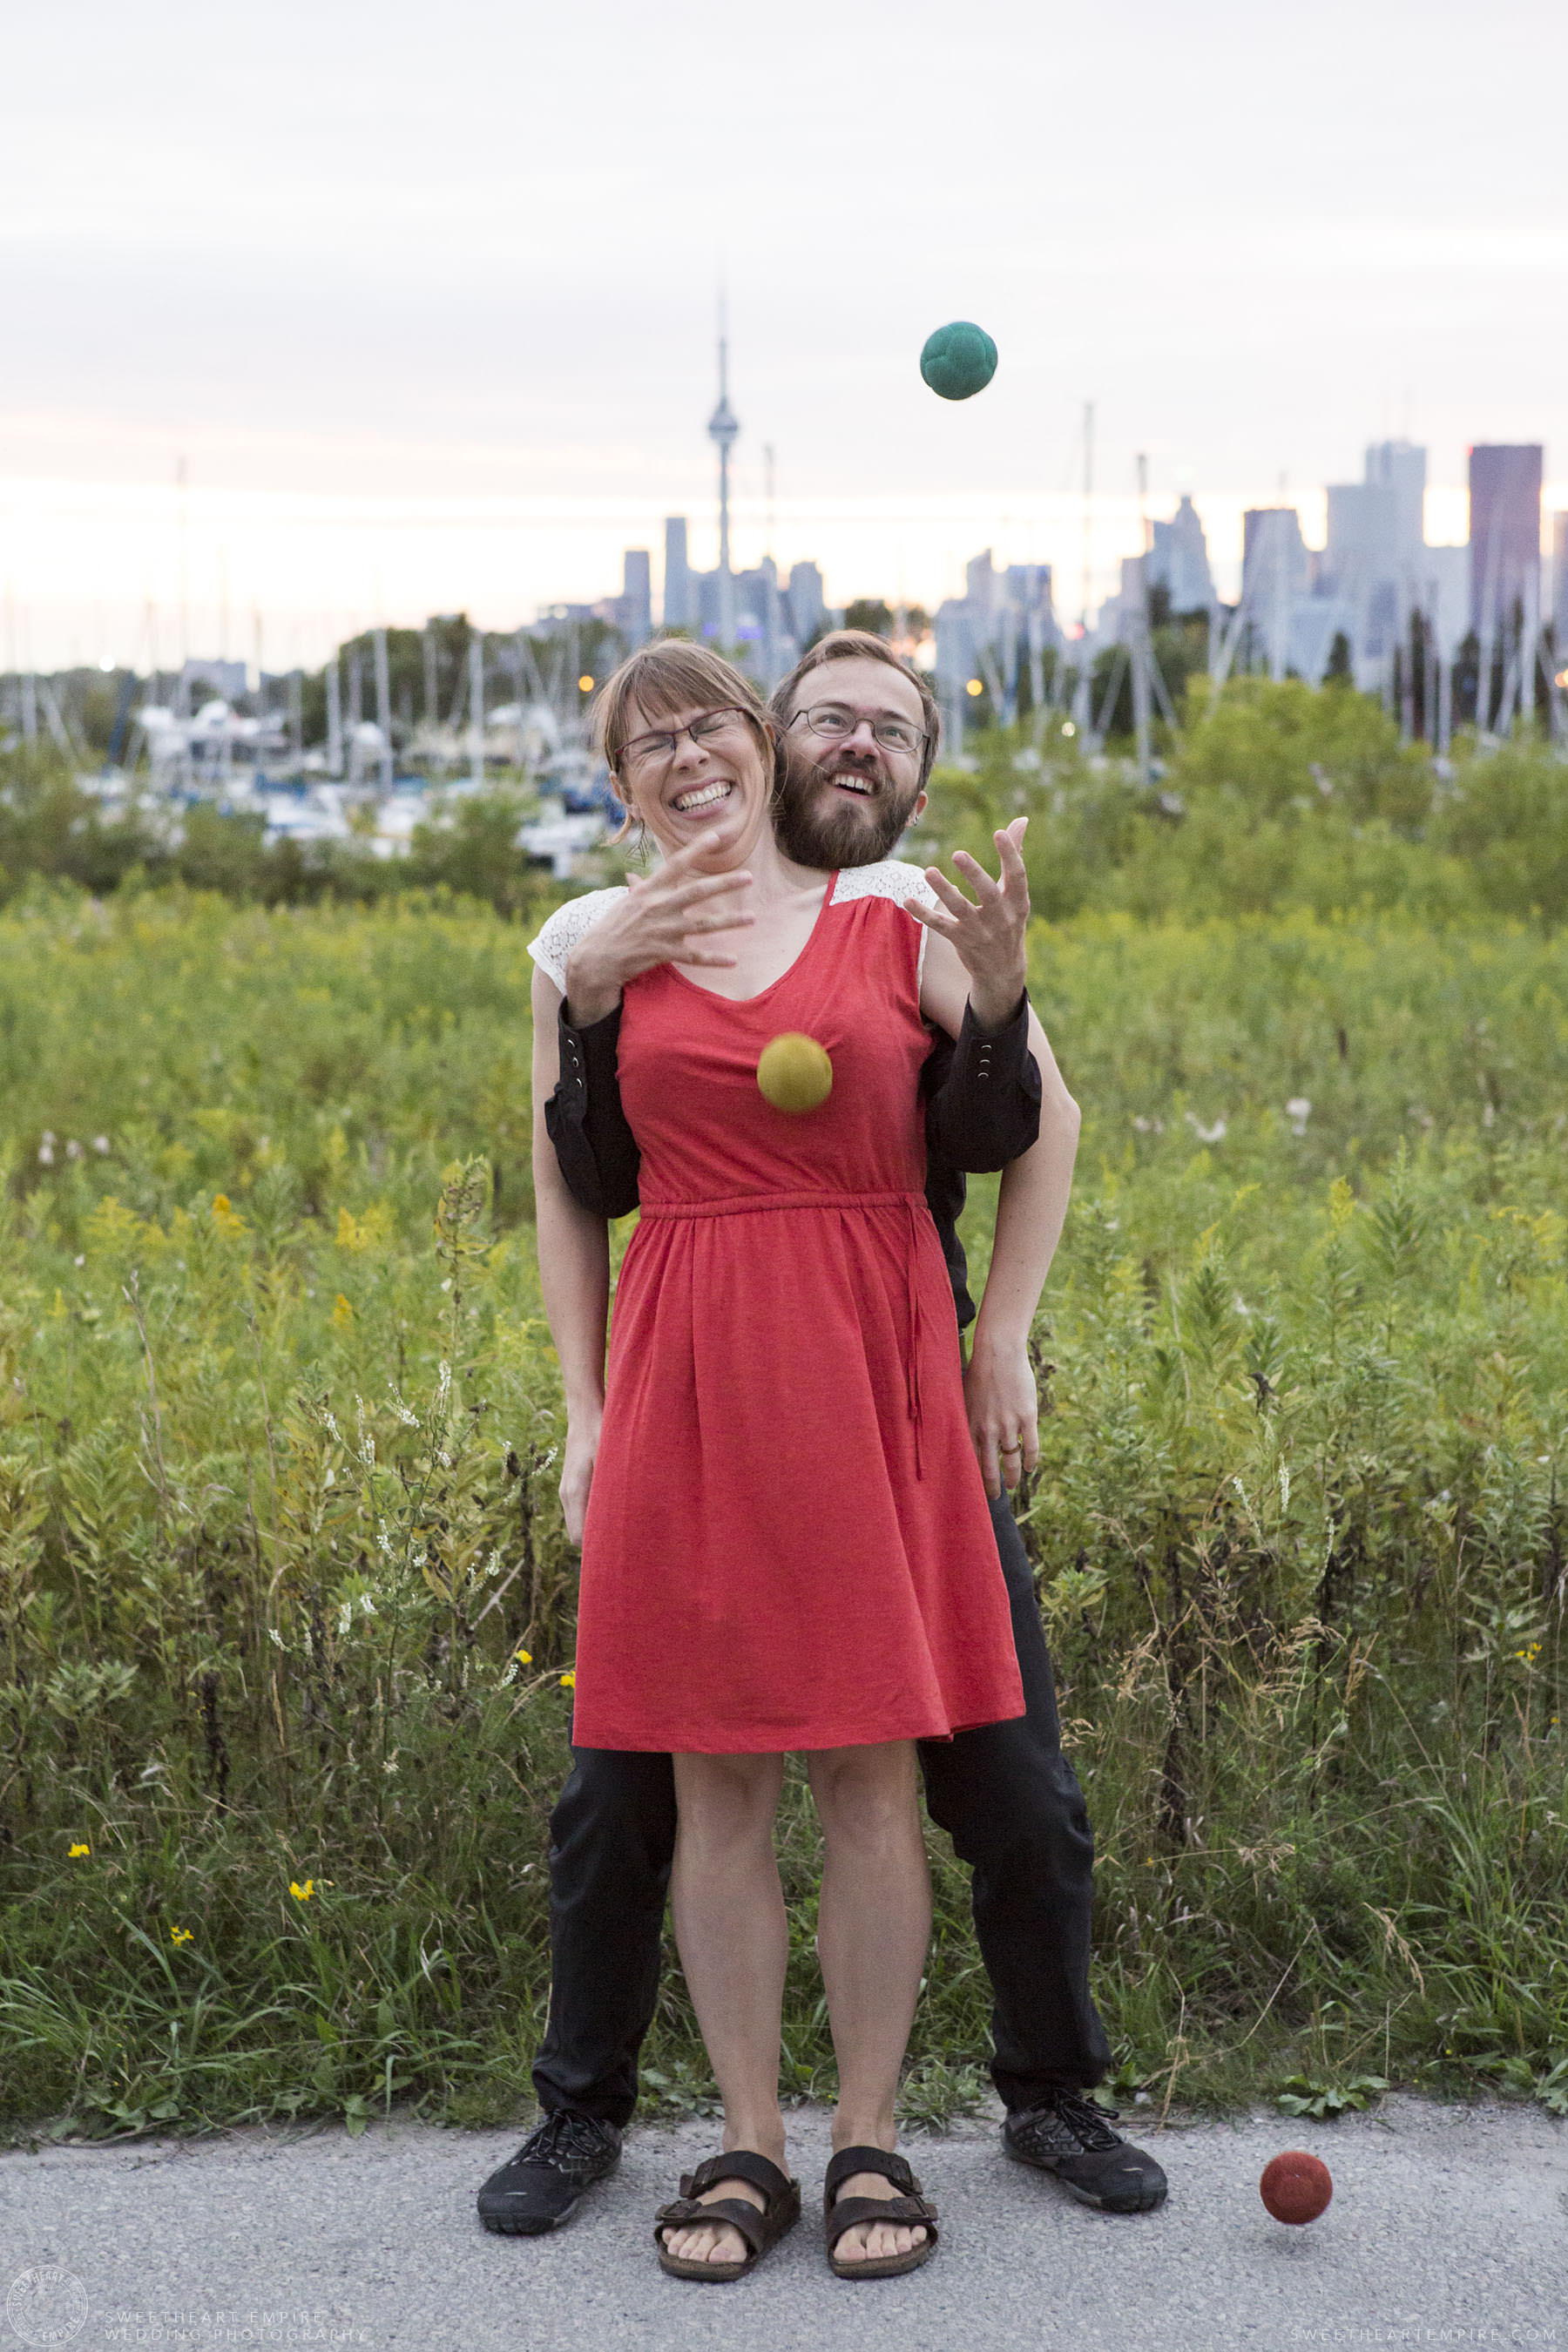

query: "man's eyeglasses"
left=787, top=702, right=927, bottom=757
left=616, top=706, right=760, bottom=778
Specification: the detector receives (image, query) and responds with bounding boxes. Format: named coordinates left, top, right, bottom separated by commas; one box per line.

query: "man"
left=478, top=632, right=1165, bottom=2234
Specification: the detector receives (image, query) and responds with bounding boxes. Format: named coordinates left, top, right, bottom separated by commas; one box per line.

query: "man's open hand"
left=908, top=816, right=1031, bottom=1033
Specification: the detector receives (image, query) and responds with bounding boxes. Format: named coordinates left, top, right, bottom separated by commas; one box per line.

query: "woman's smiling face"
left=616, top=699, right=775, bottom=870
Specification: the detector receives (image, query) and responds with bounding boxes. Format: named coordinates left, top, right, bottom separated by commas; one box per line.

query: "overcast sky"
left=3, top=0, right=1564, bottom=668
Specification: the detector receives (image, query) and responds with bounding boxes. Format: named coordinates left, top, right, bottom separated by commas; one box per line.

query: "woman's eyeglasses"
left=617, top=706, right=759, bottom=778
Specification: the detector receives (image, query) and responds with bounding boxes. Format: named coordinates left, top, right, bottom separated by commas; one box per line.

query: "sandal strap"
left=654, top=2152, right=802, bottom=2268
left=823, top=2144, right=922, bottom=2205
left=680, top=2149, right=794, bottom=2207
left=655, top=2195, right=770, bottom=2260
left=825, top=2192, right=939, bottom=2254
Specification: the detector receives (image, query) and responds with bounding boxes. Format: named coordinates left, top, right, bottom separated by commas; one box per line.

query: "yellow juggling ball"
left=757, top=1033, right=833, bottom=1115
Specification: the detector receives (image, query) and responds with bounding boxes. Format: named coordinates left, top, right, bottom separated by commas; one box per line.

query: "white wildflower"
left=37, top=1142, right=54, bottom=1166
left=1184, top=1113, right=1227, bottom=1145
left=65, top=1139, right=84, bottom=1160
left=268, top=1626, right=284, bottom=1648
left=92, top=1135, right=110, bottom=1154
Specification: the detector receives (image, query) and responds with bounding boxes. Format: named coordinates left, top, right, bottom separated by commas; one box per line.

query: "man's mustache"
left=802, top=755, right=885, bottom=795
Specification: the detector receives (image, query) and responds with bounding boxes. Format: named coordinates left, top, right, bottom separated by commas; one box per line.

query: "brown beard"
left=771, top=754, right=923, bottom=869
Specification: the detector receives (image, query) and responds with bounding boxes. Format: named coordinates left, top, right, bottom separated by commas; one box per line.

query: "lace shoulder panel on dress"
left=828, top=858, right=940, bottom=914
left=527, top=888, right=629, bottom=993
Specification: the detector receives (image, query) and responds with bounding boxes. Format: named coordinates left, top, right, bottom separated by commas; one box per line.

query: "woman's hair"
left=592, top=639, right=775, bottom=836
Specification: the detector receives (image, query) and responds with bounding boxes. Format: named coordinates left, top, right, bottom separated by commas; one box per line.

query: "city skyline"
left=3, top=460, right=1557, bottom=681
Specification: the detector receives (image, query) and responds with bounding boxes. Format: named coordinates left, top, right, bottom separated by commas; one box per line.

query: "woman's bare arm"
left=914, top=832, right=1079, bottom=1494
left=531, top=960, right=612, bottom=1543
left=964, top=1012, right=1080, bottom=1497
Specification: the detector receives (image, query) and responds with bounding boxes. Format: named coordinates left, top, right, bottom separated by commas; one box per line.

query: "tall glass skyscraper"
left=1468, top=445, right=1543, bottom=639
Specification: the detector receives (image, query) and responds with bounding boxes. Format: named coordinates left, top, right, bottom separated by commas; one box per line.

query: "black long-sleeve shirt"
left=545, top=992, right=1041, bottom=1331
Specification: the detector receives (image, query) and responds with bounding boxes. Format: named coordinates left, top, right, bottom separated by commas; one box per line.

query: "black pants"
left=531, top=1492, right=1111, bottom=2126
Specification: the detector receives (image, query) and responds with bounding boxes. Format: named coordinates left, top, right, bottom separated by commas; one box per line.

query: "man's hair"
left=767, top=629, right=941, bottom=789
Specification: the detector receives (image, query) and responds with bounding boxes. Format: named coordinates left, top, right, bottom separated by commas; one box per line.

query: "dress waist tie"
left=639, top=1186, right=929, bottom=1479
left=902, top=1198, right=923, bottom=1477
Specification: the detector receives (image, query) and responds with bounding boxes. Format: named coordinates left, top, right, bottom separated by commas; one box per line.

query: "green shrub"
left=1, top=852, right=1564, bottom=2136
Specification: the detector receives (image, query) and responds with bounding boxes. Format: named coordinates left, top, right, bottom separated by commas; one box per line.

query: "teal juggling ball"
left=920, top=321, right=998, bottom=402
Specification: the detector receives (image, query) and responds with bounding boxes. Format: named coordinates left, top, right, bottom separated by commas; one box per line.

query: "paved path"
left=3, top=2097, right=1563, bottom=2351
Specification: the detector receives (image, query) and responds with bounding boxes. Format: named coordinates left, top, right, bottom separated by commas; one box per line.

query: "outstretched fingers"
left=947, top=849, right=1004, bottom=902
left=919, top=863, right=984, bottom=917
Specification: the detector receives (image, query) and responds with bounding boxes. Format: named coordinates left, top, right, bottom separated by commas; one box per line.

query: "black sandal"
left=654, top=2149, right=801, bottom=2282
left=823, top=2145, right=939, bottom=2279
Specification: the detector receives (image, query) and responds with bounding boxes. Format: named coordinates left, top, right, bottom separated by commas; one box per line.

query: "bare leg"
left=808, top=1740, right=932, bottom=2264
left=659, top=1750, right=787, bottom=2267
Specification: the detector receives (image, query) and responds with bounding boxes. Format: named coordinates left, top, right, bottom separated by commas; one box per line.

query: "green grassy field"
left=2, top=695, right=1566, bottom=2139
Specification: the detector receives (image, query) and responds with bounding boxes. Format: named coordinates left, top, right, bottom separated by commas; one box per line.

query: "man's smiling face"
left=771, top=655, right=930, bottom=870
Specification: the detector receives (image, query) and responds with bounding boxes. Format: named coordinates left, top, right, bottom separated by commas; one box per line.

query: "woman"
left=529, top=641, right=1029, bottom=2281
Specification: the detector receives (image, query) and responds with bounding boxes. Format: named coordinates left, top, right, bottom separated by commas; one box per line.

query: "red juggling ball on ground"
left=1260, top=2151, right=1333, bottom=2224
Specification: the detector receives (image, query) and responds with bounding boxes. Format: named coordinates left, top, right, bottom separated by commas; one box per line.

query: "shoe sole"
left=478, top=2186, right=593, bottom=2235
left=1003, top=2139, right=1167, bottom=2214
left=829, top=2238, right=938, bottom=2280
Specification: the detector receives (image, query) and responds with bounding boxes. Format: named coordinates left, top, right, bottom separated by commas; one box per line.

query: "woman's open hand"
left=963, top=1330, right=1039, bottom=1498
left=564, top=835, right=755, bottom=1024
left=559, top=1408, right=603, bottom=1547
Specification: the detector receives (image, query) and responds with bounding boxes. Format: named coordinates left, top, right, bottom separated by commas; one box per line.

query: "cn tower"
left=707, top=309, right=740, bottom=652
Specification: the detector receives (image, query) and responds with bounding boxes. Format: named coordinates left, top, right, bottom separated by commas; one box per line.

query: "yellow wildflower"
left=69, top=1842, right=91, bottom=1858
left=171, top=1926, right=193, bottom=1945
left=559, top=1672, right=576, bottom=1690
left=332, top=1294, right=355, bottom=1328
left=211, top=1193, right=246, bottom=1237
left=290, top=1880, right=314, bottom=1902
left=514, top=1647, right=532, bottom=1665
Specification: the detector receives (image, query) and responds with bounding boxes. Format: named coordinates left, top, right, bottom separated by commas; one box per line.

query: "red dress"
left=570, top=875, right=1025, bottom=1754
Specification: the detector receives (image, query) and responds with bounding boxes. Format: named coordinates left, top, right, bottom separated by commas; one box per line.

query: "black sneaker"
left=1004, top=2093, right=1167, bottom=2213
left=476, top=2111, right=624, bottom=2235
